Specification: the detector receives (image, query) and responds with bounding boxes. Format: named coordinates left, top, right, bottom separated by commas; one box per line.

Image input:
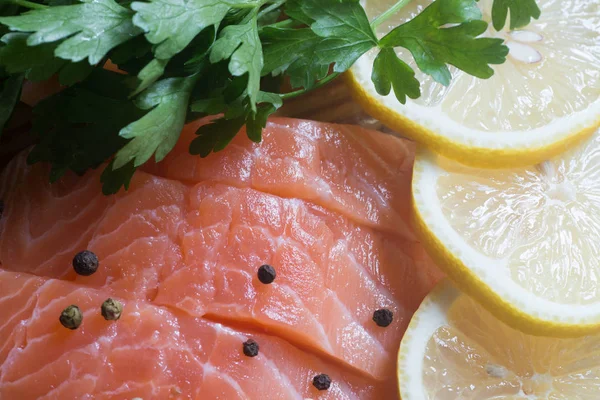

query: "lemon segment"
left=399, top=280, right=600, bottom=399
left=349, top=0, right=600, bottom=168
left=412, top=127, right=600, bottom=336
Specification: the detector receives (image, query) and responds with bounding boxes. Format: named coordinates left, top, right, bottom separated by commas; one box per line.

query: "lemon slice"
left=348, top=0, right=600, bottom=168
left=399, top=279, right=600, bottom=399
left=412, top=127, right=600, bottom=336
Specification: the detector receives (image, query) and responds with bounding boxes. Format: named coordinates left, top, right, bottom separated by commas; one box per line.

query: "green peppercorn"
left=101, top=298, right=123, bottom=321
left=60, top=305, right=83, bottom=330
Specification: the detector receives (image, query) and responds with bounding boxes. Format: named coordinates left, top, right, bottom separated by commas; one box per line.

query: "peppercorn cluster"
left=58, top=255, right=394, bottom=394
left=59, top=251, right=123, bottom=330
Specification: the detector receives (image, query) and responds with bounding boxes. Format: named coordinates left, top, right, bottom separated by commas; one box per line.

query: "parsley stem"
left=280, top=73, right=341, bottom=100
left=257, top=0, right=285, bottom=20
left=10, top=0, right=47, bottom=9
left=259, top=18, right=297, bottom=33
left=370, top=0, right=412, bottom=30
left=236, top=1, right=267, bottom=9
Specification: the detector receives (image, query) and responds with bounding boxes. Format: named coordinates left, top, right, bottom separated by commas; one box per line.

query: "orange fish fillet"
left=0, top=118, right=441, bottom=399
left=0, top=271, right=388, bottom=399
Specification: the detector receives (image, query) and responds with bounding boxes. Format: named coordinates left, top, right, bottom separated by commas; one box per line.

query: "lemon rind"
left=397, top=280, right=458, bottom=399
left=345, top=66, right=600, bottom=169
left=411, top=148, right=600, bottom=337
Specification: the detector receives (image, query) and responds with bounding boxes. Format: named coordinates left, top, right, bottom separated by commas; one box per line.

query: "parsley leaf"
left=110, top=35, right=151, bottom=63
left=134, top=58, right=168, bottom=95
left=380, top=0, right=508, bottom=86
left=0, top=74, right=23, bottom=133
left=191, top=97, right=226, bottom=115
left=46, top=0, right=80, bottom=6
left=179, top=26, right=217, bottom=74
left=128, top=27, right=216, bottom=95
left=257, top=5, right=281, bottom=27
left=189, top=116, right=246, bottom=158
left=262, top=27, right=329, bottom=90
left=188, top=60, right=245, bottom=116
left=371, top=47, right=420, bottom=104
left=287, top=0, right=377, bottom=72
left=262, top=0, right=377, bottom=89
left=210, top=16, right=262, bottom=111
left=131, top=0, right=256, bottom=60
left=0, top=33, right=64, bottom=81
left=0, top=3, right=18, bottom=15
left=0, top=3, right=18, bottom=34
left=491, top=0, right=541, bottom=31
left=128, top=10, right=217, bottom=93
left=0, top=0, right=142, bottom=65
left=57, top=61, right=94, bottom=85
left=246, top=103, right=275, bottom=142
left=101, top=160, right=137, bottom=195
left=0, top=0, right=532, bottom=194
left=190, top=90, right=281, bottom=156
left=246, top=91, right=281, bottom=141
left=0, top=33, right=92, bottom=85
left=28, top=69, right=143, bottom=182
left=113, top=75, right=197, bottom=168
left=188, top=61, right=233, bottom=115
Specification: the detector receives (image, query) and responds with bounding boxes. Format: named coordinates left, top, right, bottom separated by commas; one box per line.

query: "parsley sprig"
left=0, top=0, right=540, bottom=194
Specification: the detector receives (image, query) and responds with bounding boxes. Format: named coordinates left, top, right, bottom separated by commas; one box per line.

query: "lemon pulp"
left=435, top=129, right=600, bottom=305
left=411, top=128, right=600, bottom=334
left=413, top=283, right=600, bottom=399
left=363, top=0, right=600, bottom=132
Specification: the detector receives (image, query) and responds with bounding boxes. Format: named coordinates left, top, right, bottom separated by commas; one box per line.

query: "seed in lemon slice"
left=412, top=127, right=600, bottom=336
left=348, top=0, right=600, bottom=168
left=399, top=280, right=600, bottom=400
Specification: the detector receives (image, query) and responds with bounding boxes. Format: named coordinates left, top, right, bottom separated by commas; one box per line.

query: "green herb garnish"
left=0, top=0, right=539, bottom=194
left=491, top=0, right=541, bottom=31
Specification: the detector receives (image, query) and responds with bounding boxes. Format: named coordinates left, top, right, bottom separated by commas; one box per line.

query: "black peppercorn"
left=312, top=374, right=331, bottom=391
left=72, top=250, right=99, bottom=276
left=257, top=264, right=276, bottom=284
left=242, top=339, right=259, bottom=357
left=101, top=298, right=123, bottom=321
left=373, top=308, right=394, bottom=327
left=60, top=305, right=83, bottom=330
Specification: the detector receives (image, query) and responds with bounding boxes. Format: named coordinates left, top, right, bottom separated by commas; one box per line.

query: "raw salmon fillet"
left=0, top=118, right=441, bottom=399
left=0, top=271, right=385, bottom=399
